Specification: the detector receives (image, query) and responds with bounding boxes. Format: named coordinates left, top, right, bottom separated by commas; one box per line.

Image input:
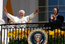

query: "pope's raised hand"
left=34, top=8, right=39, bottom=14
left=3, top=7, right=8, bottom=14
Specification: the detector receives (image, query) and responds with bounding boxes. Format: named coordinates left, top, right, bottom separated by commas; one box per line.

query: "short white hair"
left=19, top=10, right=25, bottom=13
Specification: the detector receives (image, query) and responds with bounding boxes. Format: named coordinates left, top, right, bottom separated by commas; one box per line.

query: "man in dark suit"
left=49, top=8, right=64, bottom=30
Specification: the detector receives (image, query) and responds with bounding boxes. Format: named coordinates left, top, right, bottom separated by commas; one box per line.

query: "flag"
left=6, top=0, right=13, bottom=15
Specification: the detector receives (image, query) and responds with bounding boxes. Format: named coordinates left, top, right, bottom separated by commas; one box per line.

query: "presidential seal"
left=28, top=29, right=48, bottom=44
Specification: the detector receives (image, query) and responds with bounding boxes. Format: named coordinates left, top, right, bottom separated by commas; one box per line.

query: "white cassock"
left=6, top=13, right=36, bottom=30
left=7, top=13, right=35, bottom=23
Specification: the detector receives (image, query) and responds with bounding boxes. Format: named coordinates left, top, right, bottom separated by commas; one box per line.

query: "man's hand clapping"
left=50, top=14, right=56, bottom=21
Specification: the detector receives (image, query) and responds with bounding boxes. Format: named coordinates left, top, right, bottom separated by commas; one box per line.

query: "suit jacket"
left=49, top=15, right=64, bottom=29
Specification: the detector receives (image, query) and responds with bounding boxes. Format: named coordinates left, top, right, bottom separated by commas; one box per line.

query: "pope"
left=3, top=8, right=39, bottom=23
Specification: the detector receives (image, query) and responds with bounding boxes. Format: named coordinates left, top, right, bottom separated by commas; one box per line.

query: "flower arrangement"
left=8, top=29, right=31, bottom=40
left=8, top=28, right=65, bottom=44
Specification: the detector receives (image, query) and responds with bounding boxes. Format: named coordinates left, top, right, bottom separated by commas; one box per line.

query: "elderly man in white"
left=3, top=8, right=39, bottom=31
left=3, top=8, right=39, bottom=23
left=3, top=8, right=39, bottom=44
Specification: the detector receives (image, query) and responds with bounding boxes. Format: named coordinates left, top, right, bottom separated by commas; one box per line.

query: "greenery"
left=48, top=35, right=64, bottom=44
left=9, top=38, right=28, bottom=44
left=9, top=35, right=64, bottom=44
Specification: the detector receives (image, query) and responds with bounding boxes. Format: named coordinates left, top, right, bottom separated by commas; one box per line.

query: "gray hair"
left=19, top=10, right=25, bottom=13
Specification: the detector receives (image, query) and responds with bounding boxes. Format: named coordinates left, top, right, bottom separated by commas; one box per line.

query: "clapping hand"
left=50, top=14, right=56, bottom=21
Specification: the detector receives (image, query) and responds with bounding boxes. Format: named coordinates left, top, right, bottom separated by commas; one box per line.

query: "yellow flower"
left=49, top=30, right=54, bottom=35
left=58, top=34, right=60, bottom=37
left=13, top=35, right=15, bottom=38
left=64, top=31, right=65, bottom=36
left=8, top=32, right=10, bottom=37
left=25, top=29, right=31, bottom=34
left=22, top=36, right=24, bottom=39
left=10, top=37, right=12, bottom=40
left=58, top=29, right=61, bottom=34
left=19, top=35, right=22, bottom=39
left=49, top=30, right=51, bottom=35
left=52, top=35, right=54, bottom=38
left=55, top=29, right=58, bottom=33
left=61, top=31, right=64, bottom=35
left=19, top=30, right=24, bottom=35
left=19, top=31, right=22, bottom=35
left=8, top=32, right=13, bottom=37
left=8, top=29, right=65, bottom=39
left=13, top=31, right=15, bottom=35
left=15, top=30, right=19, bottom=34
left=15, top=34, right=18, bottom=37
left=51, top=31, right=54, bottom=35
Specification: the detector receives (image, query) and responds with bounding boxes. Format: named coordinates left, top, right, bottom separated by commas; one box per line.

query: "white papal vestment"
left=7, top=13, right=36, bottom=23
left=6, top=13, right=36, bottom=31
